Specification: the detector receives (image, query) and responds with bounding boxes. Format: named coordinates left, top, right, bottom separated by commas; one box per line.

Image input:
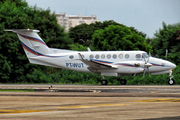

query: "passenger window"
left=95, top=54, right=99, bottom=59
left=101, top=54, right=105, bottom=59
left=119, top=54, right=123, bottom=59
left=125, top=54, right=129, bottom=59
left=113, top=54, right=117, bottom=59
left=89, top=54, right=94, bottom=59
left=107, top=54, right=111, bottom=59
left=69, top=55, right=74, bottom=59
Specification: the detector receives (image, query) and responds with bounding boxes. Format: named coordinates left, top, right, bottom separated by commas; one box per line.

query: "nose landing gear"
left=168, top=69, right=175, bottom=85
left=168, top=77, right=175, bottom=85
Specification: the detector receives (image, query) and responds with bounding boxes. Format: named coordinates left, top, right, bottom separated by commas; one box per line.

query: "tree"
left=151, top=22, right=180, bottom=64
left=0, top=0, right=73, bottom=82
left=69, top=20, right=147, bottom=46
left=92, top=25, right=152, bottom=52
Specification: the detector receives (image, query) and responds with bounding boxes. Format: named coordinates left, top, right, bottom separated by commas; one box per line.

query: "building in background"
left=55, top=12, right=99, bottom=31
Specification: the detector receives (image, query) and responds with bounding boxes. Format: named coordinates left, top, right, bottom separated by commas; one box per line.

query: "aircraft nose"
left=167, top=61, right=176, bottom=69
left=170, top=62, right=176, bottom=69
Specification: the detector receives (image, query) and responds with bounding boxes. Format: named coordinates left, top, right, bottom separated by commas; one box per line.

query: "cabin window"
left=95, top=54, right=99, bottom=59
left=69, top=55, right=74, bottom=59
left=113, top=54, right=117, bottom=59
left=101, top=54, right=105, bottom=59
left=89, top=54, right=94, bottom=59
left=81, top=55, right=85, bottom=58
left=107, top=54, right=111, bottom=59
left=119, top=54, right=123, bottom=59
left=125, top=54, right=129, bottom=59
left=136, top=54, right=141, bottom=58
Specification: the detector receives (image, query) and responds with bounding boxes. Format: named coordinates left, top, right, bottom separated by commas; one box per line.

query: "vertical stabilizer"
left=5, top=29, right=50, bottom=58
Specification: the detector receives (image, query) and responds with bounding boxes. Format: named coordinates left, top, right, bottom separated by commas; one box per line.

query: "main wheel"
left=168, top=79, right=175, bottom=85
left=101, top=80, right=108, bottom=85
left=120, top=79, right=127, bottom=85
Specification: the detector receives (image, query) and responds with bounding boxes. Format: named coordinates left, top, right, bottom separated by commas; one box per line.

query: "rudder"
left=5, top=29, right=50, bottom=58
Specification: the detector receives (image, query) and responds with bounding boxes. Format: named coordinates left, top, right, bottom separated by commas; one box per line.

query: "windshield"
left=143, top=53, right=149, bottom=58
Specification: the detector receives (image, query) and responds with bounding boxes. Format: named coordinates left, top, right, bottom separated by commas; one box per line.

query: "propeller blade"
left=143, top=68, right=146, bottom=77
left=143, top=54, right=147, bottom=64
left=147, top=67, right=150, bottom=76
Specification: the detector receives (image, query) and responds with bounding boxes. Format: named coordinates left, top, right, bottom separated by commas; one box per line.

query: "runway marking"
left=58, top=103, right=125, bottom=108
left=0, top=110, right=52, bottom=114
left=133, top=99, right=180, bottom=102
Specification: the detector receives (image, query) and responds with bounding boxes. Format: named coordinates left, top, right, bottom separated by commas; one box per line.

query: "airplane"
left=5, top=29, right=176, bottom=85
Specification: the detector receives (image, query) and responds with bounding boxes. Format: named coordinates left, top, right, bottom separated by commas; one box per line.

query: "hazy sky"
left=25, top=0, right=180, bottom=38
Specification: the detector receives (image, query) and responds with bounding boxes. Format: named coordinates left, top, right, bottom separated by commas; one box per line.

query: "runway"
left=0, top=84, right=180, bottom=120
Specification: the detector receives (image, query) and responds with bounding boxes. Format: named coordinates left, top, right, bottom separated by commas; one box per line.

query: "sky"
left=25, top=0, right=180, bottom=38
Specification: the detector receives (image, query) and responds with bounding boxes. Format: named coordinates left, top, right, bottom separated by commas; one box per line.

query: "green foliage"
left=68, top=20, right=146, bottom=48
left=69, top=43, right=88, bottom=51
left=151, top=22, right=180, bottom=65
left=92, top=25, right=152, bottom=52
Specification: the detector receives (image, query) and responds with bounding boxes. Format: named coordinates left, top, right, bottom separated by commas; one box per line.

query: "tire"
left=168, top=79, right=175, bottom=85
left=120, top=79, right=127, bottom=85
left=101, top=80, right=108, bottom=85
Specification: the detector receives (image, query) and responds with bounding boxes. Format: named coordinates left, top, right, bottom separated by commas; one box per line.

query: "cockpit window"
left=142, top=53, right=149, bottom=58
left=136, top=54, right=141, bottom=58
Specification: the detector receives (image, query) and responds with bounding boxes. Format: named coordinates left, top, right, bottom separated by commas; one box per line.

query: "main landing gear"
left=101, top=76, right=108, bottom=85
left=120, top=79, right=127, bottom=85
left=120, top=76, right=127, bottom=85
left=101, top=76, right=127, bottom=85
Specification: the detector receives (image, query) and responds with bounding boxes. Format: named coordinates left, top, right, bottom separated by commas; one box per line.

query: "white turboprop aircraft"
left=5, top=29, right=176, bottom=85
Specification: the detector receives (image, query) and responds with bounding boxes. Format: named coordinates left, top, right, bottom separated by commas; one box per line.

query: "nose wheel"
left=168, top=77, right=175, bottom=85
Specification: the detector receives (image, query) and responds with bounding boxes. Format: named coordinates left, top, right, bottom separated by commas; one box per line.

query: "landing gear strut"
left=101, top=76, right=108, bottom=85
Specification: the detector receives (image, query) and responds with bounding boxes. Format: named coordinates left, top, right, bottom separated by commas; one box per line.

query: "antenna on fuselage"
left=165, top=49, right=168, bottom=60
left=87, top=47, right=91, bottom=52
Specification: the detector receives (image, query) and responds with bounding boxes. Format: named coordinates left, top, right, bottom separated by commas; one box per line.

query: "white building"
left=55, top=12, right=99, bottom=31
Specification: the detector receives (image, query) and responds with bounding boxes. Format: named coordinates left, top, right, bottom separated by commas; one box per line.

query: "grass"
left=0, top=89, right=35, bottom=92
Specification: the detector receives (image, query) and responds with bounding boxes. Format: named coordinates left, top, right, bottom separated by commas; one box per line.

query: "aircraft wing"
left=78, top=53, right=118, bottom=69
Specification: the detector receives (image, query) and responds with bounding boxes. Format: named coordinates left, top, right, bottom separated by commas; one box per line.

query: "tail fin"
left=5, top=29, right=50, bottom=58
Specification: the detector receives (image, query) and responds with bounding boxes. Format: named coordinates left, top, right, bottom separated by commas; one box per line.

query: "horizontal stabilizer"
left=4, top=29, right=39, bottom=33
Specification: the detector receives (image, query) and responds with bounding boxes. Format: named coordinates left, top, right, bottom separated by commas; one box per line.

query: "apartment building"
left=55, top=12, right=99, bottom=31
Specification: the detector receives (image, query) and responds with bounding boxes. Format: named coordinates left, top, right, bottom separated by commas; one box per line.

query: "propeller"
left=143, top=53, right=152, bottom=77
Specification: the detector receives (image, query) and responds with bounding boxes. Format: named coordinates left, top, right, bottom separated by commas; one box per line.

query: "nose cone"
left=149, top=57, right=176, bottom=71
left=164, top=60, right=176, bottom=69
left=169, top=62, right=176, bottom=69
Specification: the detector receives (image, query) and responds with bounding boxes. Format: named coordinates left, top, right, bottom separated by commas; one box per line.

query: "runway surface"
left=0, top=84, right=180, bottom=120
